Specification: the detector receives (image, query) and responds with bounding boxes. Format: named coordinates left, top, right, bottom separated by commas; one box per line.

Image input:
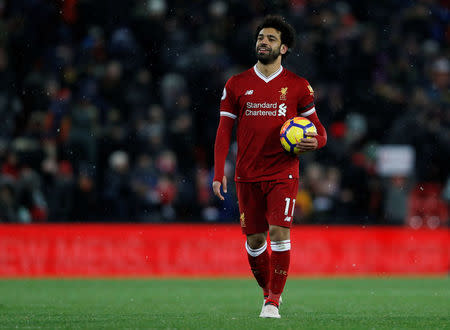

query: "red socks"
left=268, top=240, right=291, bottom=304
left=246, top=241, right=270, bottom=295
left=246, top=239, right=291, bottom=305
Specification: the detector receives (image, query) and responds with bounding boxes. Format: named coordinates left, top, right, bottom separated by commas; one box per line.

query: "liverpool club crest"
left=279, top=87, right=288, bottom=100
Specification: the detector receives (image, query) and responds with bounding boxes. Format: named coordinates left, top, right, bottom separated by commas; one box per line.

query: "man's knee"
left=246, top=233, right=267, bottom=249
left=269, top=225, right=290, bottom=242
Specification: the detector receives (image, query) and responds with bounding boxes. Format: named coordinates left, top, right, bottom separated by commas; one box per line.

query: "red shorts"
left=236, top=179, right=299, bottom=235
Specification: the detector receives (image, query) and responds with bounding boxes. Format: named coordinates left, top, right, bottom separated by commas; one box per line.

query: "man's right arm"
left=213, top=78, right=238, bottom=200
left=212, top=115, right=235, bottom=200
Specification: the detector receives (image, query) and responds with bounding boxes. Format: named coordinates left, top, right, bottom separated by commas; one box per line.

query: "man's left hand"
left=296, top=132, right=318, bottom=152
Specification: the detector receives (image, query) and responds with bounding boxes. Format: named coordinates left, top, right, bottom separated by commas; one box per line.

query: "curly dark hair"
left=254, top=15, right=296, bottom=59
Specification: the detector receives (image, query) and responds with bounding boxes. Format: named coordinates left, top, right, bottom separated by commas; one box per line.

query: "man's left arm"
left=296, top=80, right=327, bottom=152
left=302, top=111, right=327, bottom=150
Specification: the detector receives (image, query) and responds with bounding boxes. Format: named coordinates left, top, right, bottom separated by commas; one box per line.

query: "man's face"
left=256, top=28, right=284, bottom=64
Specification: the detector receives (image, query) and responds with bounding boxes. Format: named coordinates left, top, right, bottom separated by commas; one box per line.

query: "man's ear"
left=280, top=44, right=288, bottom=55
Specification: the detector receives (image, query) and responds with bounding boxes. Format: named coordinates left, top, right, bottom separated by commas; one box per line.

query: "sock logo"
left=274, top=268, right=288, bottom=276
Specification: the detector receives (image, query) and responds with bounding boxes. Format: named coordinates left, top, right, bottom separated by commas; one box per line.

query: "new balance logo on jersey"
left=278, top=103, right=287, bottom=116
left=245, top=90, right=254, bottom=95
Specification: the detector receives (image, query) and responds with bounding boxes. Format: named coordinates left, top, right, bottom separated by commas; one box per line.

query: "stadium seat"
left=406, top=183, right=448, bottom=229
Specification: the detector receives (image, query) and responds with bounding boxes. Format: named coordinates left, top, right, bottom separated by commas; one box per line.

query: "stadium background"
left=0, top=0, right=448, bottom=277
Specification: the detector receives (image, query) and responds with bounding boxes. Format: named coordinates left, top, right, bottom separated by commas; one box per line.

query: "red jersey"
left=215, top=65, right=324, bottom=182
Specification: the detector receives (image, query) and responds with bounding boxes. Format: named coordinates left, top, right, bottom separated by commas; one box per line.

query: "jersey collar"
left=253, top=64, right=283, bottom=83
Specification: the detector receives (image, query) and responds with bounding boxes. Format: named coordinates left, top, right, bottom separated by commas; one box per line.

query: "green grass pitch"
left=0, top=278, right=448, bottom=329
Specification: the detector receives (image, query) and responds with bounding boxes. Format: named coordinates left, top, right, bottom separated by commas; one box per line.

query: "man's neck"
left=256, top=60, right=282, bottom=77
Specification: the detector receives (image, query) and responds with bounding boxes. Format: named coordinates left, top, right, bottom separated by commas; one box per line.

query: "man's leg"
left=260, top=178, right=297, bottom=318
left=236, top=182, right=269, bottom=299
left=246, top=232, right=270, bottom=298
left=267, top=225, right=290, bottom=306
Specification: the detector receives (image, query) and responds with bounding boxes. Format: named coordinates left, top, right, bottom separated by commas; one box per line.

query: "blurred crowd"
left=0, top=0, right=448, bottom=225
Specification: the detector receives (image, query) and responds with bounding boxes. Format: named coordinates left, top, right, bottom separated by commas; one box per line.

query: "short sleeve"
left=219, top=77, right=238, bottom=120
left=297, top=79, right=316, bottom=117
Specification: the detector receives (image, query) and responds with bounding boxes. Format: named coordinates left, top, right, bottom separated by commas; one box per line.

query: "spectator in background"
left=0, top=47, right=21, bottom=143
left=1, top=149, right=19, bottom=179
left=427, top=57, right=449, bottom=103
left=154, top=150, right=178, bottom=220
left=16, top=167, right=47, bottom=222
left=72, top=166, right=98, bottom=221
left=42, top=159, right=75, bottom=222
left=65, top=95, right=100, bottom=169
left=130, top=152, right=159, bottom=221
left=103, top=150, right=134, bottom=221
left=0, top=177, right=16, bottom=222
left=135, top=104, right=166, bottom=156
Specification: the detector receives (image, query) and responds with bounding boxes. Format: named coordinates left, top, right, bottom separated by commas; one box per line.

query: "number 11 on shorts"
left=284, top=197, right=295, bottom=222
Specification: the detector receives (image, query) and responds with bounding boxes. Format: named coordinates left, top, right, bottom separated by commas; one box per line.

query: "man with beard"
left=212, top=15, right=327, bottom=318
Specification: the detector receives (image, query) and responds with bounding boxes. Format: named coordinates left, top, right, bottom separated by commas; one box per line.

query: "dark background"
left=0, top=0, right=448, bottom=226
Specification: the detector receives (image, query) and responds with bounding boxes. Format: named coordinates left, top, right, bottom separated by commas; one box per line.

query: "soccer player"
left=212, top=15, right=327, bottom=318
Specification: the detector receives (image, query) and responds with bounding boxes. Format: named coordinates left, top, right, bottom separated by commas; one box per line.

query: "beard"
left=256, top=45, right=281, bottom=65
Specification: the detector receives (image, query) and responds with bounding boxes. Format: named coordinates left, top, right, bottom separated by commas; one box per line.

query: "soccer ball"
left=280, top=117, right=317, bottom=155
